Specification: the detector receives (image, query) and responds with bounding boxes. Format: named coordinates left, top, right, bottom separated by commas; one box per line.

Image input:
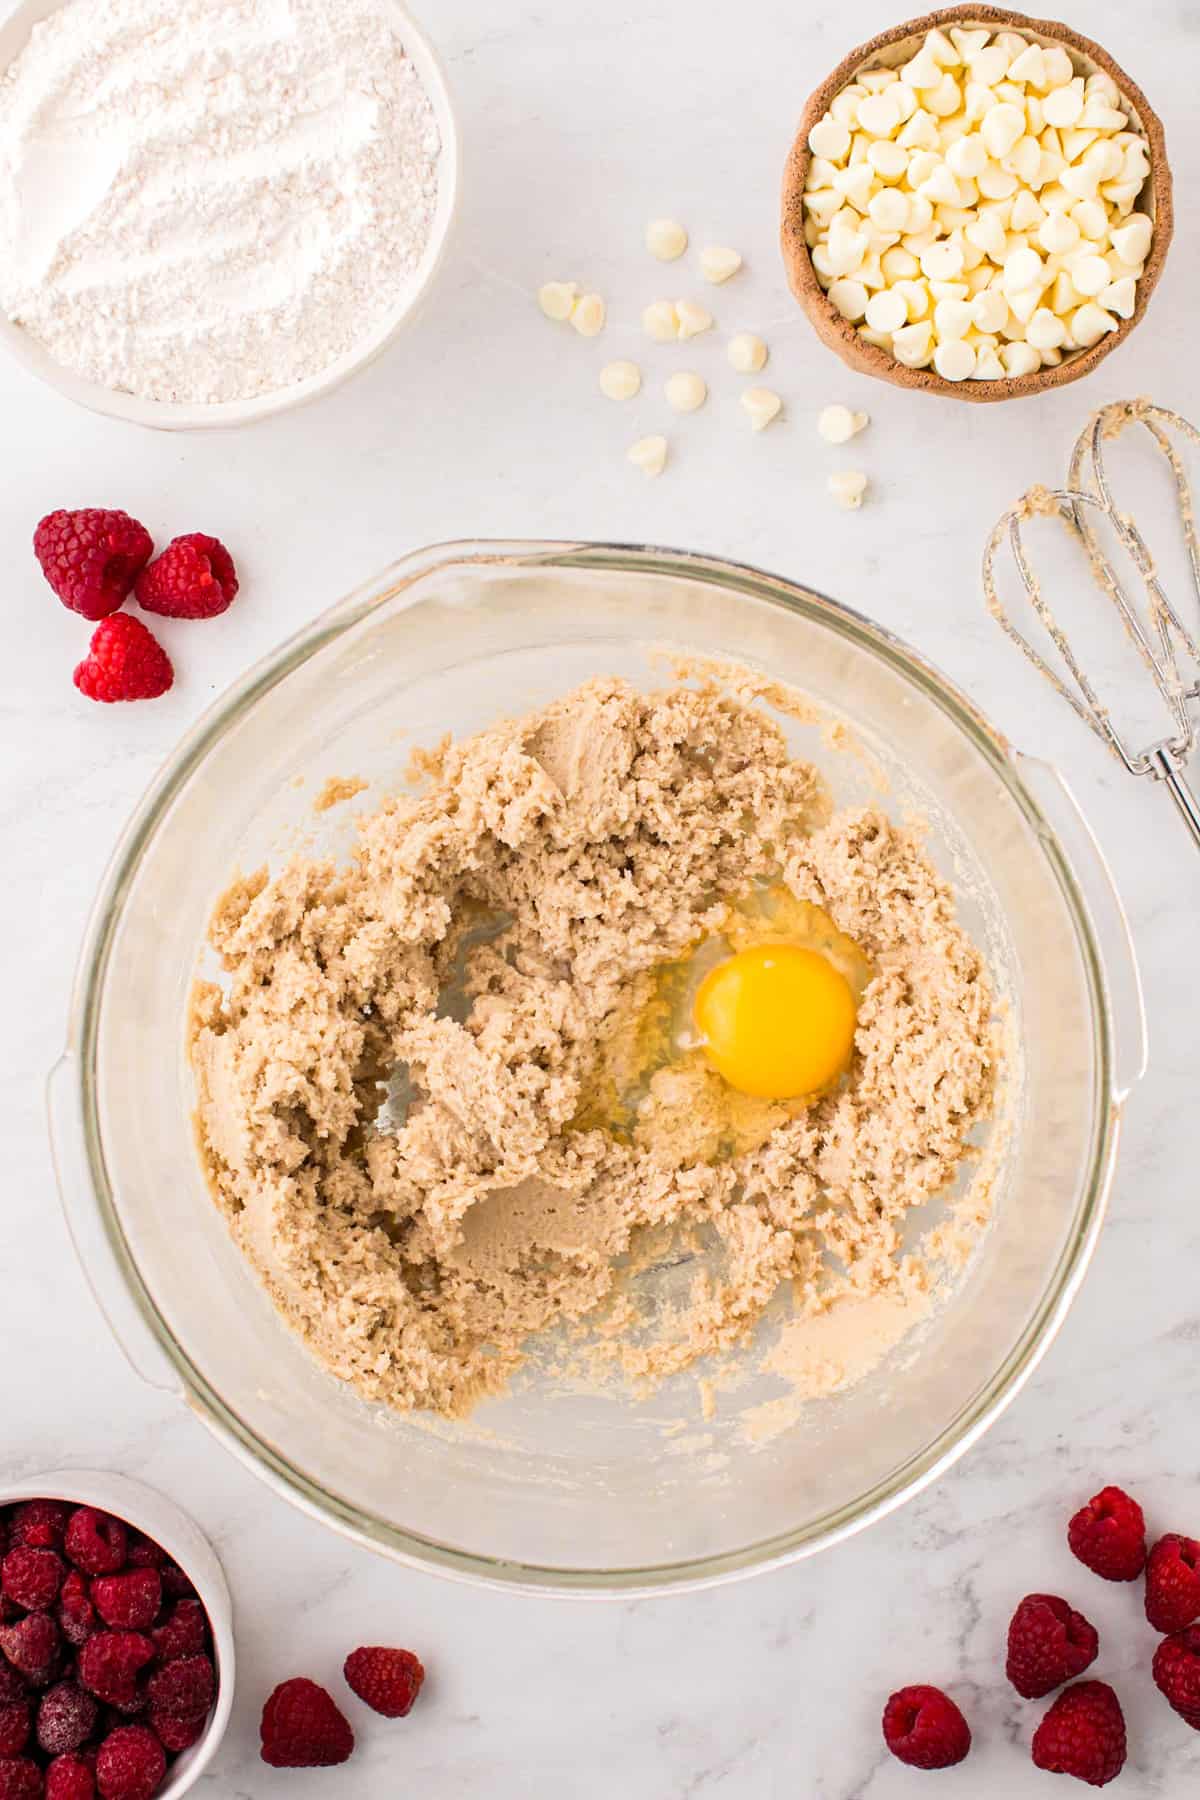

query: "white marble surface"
left=3, top=0, right=1200, bottom=1792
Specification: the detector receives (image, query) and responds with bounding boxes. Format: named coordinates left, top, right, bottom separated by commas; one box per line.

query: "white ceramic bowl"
left=0, top=0, right=460, bottom=430
left=0, top=1470, right=234, bottom=1796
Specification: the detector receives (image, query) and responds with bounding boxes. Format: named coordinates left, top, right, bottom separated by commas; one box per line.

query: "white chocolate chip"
left=627, top=435, right=668, bottom=477
left=645, top=219, right=688, bottom=261
left=828, top=469, right=869, bottom=509
left=933, top=337, right=976, bottom=380
left=538, top=281, right=579, bottom=321
left=1043, top=78, right=1085, bottom=128
left=1000, top=340, right=1042, bottom=376
left=827, top=277, right=869, bottom=321
left=809, top=118, right=851, bottom=161
left=675, top=299, right=713, bottom=340
left=817, top=403, right=869, bottom=444
left=981, top=103, right=1025, bottom=159
left=643, top=300, right=679, bottom=341
left=892, top=318, right=934, bottom=365
left=599, top=360, right=641, bottom=401
left=727, top=332, right=768, bottom=373
left=741, top=387, right=782, bottom=431
left=864, top=289, right=908, bottom=333
left=665, top=370, right=707, bottom=413
left=1099, top=274, right=1136, bottom=319
left=699, top=245, right=742, bottom=284
left=1111, top=214, right=1152, bottom=265
left=570, top=293, right=606, bottom=336
left=1070, top=300, right=1119, bottom=346
left=934, top=296, right=973, bottom=339
left=971, top=287, right=1009, bottom=333
left=1068, top=251, right=1111, bottom=297
left=1026, top=306, right=1067, bottom=350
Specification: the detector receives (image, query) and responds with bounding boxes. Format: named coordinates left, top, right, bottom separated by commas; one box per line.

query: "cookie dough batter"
left=191, top=675, right=998, bottom=1417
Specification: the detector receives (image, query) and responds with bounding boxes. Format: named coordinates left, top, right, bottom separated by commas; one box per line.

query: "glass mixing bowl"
left=49, top=542, right=1146, bottom=1594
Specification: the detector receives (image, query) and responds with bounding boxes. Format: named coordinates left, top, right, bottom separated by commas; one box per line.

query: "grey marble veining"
left=3, top=0, right=1200, bottom=1792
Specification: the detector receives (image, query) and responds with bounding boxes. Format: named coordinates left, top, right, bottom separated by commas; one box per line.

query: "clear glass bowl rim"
left=61, top=539, right=1120, bottom=1595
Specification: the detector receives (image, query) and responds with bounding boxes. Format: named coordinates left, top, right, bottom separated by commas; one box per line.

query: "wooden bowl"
left=780, top=5, right=1173, bottom=402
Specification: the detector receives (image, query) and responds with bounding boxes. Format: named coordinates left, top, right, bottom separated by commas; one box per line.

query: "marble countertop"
left=4, top=0, right=1200, bottom=1792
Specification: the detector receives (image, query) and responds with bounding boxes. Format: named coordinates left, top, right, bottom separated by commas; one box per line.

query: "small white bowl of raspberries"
left=0, top=1470, right=233, bottom=1800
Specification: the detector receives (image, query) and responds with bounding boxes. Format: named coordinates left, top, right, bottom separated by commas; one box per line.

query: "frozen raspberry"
left=156, top=1569, right=193, bottom=1605
left=0, top=1705, right=28, bottom=1757
left=343, top=1646, right=425, bottom=1718
left=63, top=1517, right=126, bottom=1583
left=36, top=1685, right=98, bottom=1758
left=56, top=1578, right=97, bottom=1652
left=1006, top=1593, right=1100, bottom=1700
left=1145, top=1534, right=1200, bottom=1635
left=148, top=1603, right=205, bottom=1666
left=145, top=1657, right=213, bottom=1720
left=8, top=1507, right=70, bottom=1554
left=147, top=1709, right=204, bottom=1754
left=0, top=1760, right=43, bottom=1800
left=1032, top=1681, right=1127, bottom=1787
left=45, top=1758, right=95, bottom=1800
left=135, top=534, right=238, bottom=621
left=1152, top=1627, right=1200, bottom=1729
left=0, top=1617, right=60, bottom=1687
left=881, top=1684, right=971, bottom=1770
left=94, top=1726, right=164, bottom=1800
left=34, top=510, right=153, bottom=620
left=120, top=1545, right=162, bottom=1577
left=2, top=1552, right=65, bottom=1615
left=78, top=1638, right=153, bottom=1710
left=1068, top=1485, right=1147, bottom=1583
left=89, top=1578, right=159, bottom=1637
left=259, top=1678, right=354, bottom=1769
left=73, top=617, right=173, bottom=706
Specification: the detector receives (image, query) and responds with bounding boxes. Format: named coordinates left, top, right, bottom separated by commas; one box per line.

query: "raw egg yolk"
left=693, top=944, right=857, bottom=1100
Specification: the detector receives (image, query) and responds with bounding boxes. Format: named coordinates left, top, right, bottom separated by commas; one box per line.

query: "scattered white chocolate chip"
left=828, top=469, right=869, bottom=509
left=817, top=403, right=869, bottom=444
left=599, top=360, right=642, bottom=401
left=665, top=370, right=707, bottom=413
left=741, top=387, right=782, bottom=431
left=538, top=281, right=579, bottom=321
left=643, top=300, right=680, bottom=342
left=627, top=434, right=668, bottom=477
left=675, top=299, right=713, bottom=340
left=570, top=293, right=606, bottom=336
left=803, top=22, right=1154, bottom=380
left=727, top=332, right=768, bottom=373
left=699, top=245, right=743, bottom=284
left=646, top=218, right=688, bottom=261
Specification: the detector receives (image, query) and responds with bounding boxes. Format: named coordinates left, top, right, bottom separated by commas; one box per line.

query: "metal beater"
left=983, top=398, right=1200, bottom=850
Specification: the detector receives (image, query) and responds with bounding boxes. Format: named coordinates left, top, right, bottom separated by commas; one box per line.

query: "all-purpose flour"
left=0, top=0, right=441, bottom=404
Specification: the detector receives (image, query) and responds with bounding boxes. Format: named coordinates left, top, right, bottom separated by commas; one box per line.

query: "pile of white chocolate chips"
left=802, top=24, right=1154, bottom=381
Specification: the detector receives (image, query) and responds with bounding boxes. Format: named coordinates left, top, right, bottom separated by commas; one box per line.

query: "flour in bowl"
left=0, top=0, right=441, bottom=404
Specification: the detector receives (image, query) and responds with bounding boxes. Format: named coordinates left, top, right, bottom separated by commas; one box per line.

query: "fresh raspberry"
left=72, top=617, right=173, bottom=706
left=1152, top=1627, right=1200, bottom=1729
left=156, top=1570, right=193, bottom=1605
left=0, top=1705, right=29, bottom=1757
left=2, top=1552, right=66, bottom=1615
left=1068, top=1486, right=1147, bottom=1582
left=145, top=1657, right=213, bottom=1720
left=343, top=1646, right=425, bottom=1718
left=259, top=1678, right=354, bottom=1769
left=89, top=1578, right=159, bottom=1637
left=0, top=1759, right=43, bottom=1800
left=120, top=1545, right=163, bottom=1577
left=33, top=511, right=153, bottom=621
left=36, top=1685, right=98, bottom=1758
left=0, top=1617, right=60, bottom=1687
left=1006, top=1593, right=1100, bottom=1700
left=881, top=1685, right=971, bottom=1770
left=1032, top=1681, right=1127, bottom=1787
left=148, top=1603, right=205, bottom=1666
left=135, top=535, right=238, bottom=621
left=1145, top=1534, right=1200, bottom=1635
left=9, top=1507, right=70, bottom=1554
left=56, top=1578, right=97, bottom=1653
left=78, top=1638, right=153, bottom=1710
left=63, top=1518, right=126, bottom=1583
left=45, top=1758, right=94, bottom=1800
left=147, top=1708, right=204, bottom=1754
left=94, top=1726, right=164, bottom=1800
